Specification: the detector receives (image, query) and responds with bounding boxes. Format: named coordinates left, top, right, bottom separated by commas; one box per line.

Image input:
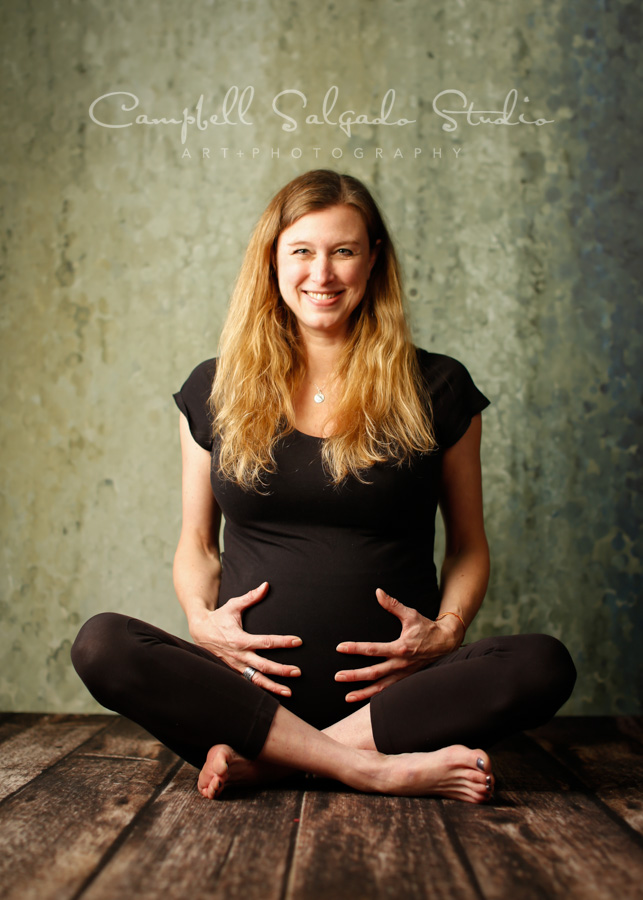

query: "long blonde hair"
left=211, top=169, right=435, bottom=488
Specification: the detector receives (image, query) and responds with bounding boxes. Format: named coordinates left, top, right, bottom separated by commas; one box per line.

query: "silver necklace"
left=313, top=384, right=326, bottom=404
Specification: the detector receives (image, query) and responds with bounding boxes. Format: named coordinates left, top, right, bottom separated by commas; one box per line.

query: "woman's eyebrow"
left=284, top=238, right=361, bottom=247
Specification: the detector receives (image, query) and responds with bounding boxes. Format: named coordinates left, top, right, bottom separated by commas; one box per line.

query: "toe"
left=474, top=750, right=493, bottom=772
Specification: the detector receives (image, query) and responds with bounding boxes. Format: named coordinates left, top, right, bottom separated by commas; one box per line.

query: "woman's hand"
left=189, top=581, right=303, bottom=698
left=334, top=588, right=464, bottom=703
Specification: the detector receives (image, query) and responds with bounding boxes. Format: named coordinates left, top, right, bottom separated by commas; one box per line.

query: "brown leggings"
left=71, top=612, right=576, bottom=768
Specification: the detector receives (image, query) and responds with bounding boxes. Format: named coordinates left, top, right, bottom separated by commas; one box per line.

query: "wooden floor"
left=0, top=715, right=642, bottom=900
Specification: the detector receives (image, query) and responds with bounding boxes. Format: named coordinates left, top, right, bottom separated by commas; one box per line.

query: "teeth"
left=306, top=291, right=340, bottom=300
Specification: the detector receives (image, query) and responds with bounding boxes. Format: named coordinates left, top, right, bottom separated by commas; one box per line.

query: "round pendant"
left=313, top=391, right=325, bottom=404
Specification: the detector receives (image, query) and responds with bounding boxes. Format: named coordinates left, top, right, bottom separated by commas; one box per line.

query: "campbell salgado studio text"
left=88, top=87, right=555, bottom=145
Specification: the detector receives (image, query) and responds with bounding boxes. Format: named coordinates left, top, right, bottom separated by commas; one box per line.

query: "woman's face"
left=275, top=204, right=378, bottom=342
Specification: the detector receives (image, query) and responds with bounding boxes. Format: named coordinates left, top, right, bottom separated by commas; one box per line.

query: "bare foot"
left=197, top=744, right=297, bottom=799
left=198, top=742, right=494, bottom=804
left=376, top=745, right=494, bottom=803
left=197, top=745, right=231, bottom=799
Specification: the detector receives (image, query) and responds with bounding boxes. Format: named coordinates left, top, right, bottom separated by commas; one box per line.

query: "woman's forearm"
left=438, top=541, right=490, bottom=636
left=436, top=413, right=488, bottom=641
left=173, top=533, right=222, bottom=631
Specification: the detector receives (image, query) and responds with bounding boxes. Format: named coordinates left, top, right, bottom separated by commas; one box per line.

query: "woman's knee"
left=526, top=633, right=576, bottom=702
left=71, top=612, right=130, bottom=698
left=498, top=633, right=577, bottom=721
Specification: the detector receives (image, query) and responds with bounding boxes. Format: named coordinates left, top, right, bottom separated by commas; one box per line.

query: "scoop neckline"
left=292, top=427, right=325, bottom=441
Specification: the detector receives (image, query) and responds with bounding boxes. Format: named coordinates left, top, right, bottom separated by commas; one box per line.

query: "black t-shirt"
left=174, top=349, right=489, bottom=728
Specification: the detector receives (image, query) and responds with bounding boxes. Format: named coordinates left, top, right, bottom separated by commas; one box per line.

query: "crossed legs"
left=198, top=703, right=495, bottom=804
left=197, top=634, right=577, bottom=803
left=71, top=614, right=575, bottom=805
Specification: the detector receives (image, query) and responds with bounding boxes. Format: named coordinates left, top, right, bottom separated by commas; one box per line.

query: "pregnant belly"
left=223, top=571, right=439, bottom=729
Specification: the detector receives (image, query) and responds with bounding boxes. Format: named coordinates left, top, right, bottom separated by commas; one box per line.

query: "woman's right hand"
left=188, top=581, right=303, bottom=697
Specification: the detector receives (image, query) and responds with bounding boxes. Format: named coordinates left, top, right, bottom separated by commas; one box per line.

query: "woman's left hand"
left=334, top=588, right=464, bottom=703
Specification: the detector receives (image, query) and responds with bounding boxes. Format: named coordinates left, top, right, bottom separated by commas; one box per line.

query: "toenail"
left=486, top=775, right=492, bottom=786
left=476, top=757, right=485, bottom=771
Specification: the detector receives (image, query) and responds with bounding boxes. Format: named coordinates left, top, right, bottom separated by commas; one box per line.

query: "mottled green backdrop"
left=1, top=0, right=641, bottom=713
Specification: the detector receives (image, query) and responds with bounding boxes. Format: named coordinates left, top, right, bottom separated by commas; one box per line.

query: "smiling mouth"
left=304, top=291, right=343, bottom=302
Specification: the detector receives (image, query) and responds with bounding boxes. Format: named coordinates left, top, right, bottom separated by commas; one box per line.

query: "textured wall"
left=1, top=0, right=640, bottom=714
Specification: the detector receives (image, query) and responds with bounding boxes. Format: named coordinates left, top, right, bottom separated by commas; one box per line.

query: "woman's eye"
left=336, top=248, right=354, bottom=256
left=293, top=248, right=309, bottom=255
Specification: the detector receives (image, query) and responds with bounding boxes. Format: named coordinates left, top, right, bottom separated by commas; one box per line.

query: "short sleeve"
left=417, top=349, right=490, bottom=450
left=173, top=358, right=217, bottom=451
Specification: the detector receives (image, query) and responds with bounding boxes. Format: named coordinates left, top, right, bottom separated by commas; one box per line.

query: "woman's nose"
left=311, top=255, right=334, bottom=284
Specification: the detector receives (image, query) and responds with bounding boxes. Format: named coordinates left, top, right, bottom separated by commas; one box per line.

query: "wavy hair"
left=211, top=169, right=435, bottom=488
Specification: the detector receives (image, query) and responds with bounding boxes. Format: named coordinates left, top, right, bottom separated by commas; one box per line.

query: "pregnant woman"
left=72, top=169, right=576, bottom=803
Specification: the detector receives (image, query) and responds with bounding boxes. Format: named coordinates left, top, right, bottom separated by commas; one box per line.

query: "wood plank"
left=0, top=714, right=113, bottom=802
left=441, top=734, right=643, bottom=900
left=80, top=764, right=302, bottom=900
left=286, top=786, right=481, bottom=900
left=0, top=713, right=46, bottom=747
left=1, top=715, right=641, bottom=900
left=77, top=716, right=176, bottom=761
left=615, top=716, right=643, bottom=746
left=0, top=717, right=180, bottom=900
left=527, top=716, right=643, bottom=838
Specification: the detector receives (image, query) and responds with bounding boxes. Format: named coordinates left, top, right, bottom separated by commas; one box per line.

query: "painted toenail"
left=486, top=775, right=492, bottom=786
left=476, top=757, right=485, bottom=771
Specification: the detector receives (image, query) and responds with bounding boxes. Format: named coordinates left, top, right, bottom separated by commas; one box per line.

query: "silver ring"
left=243, top=666, right=258, bottom=683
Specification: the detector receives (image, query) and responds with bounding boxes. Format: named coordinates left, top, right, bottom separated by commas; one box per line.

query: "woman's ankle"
left=336, top=747, right=391, bottom=794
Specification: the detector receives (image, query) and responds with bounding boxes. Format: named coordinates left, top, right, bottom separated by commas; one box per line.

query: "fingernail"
left=336, top=643, right=346, bottom=651
left=280, top=689, right=291, bottom=696
left=346, top=693, right=356, bottom=701
left=291, top=638, right=302, bottom=647
left=291, top=668, right=301, bottom=676
left=477, top=757, right=485, bottom=771
left=335, top=673, right=347, bottom=682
